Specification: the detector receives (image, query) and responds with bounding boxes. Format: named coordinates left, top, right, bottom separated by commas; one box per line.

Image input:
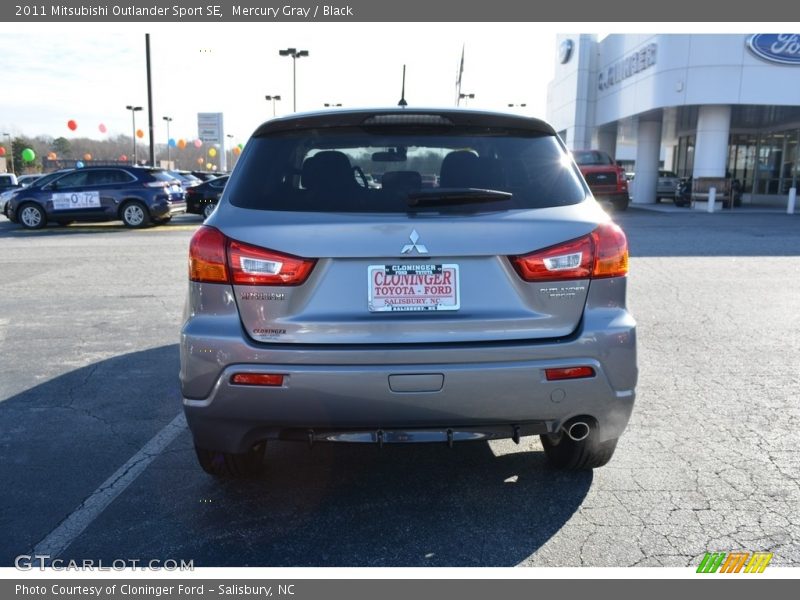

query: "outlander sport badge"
left=401, top=229, right=428, bottom=254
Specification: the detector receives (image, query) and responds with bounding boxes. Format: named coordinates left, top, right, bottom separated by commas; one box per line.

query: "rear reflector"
left=545, top=366, right=596, bottom=381
left=230, top=373, right=284, bottom=386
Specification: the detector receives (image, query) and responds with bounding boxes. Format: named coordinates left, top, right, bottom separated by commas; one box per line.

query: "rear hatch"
left=199, top=110, right=615, bottom=345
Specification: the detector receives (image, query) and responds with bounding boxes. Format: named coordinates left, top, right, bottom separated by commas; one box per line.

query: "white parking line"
left=32, top=412, right=187, bottom=560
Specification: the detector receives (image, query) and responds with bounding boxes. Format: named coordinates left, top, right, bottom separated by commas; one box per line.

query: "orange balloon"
left=47, top=152, right=57, bottom=160
left=136, top=129, right=144, bottom=139
left=177, top=138, right=187, bottom=149
left=196, top=157, right=204, bottom=165
left=83, top=153, right=92, bottom=161
left=232, top=146, right=241, bottom=156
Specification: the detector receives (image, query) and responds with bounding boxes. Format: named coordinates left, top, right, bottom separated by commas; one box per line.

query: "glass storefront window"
left=728, top=134, right=757, bottom=192
left=753, top=130, right=799, bottom=195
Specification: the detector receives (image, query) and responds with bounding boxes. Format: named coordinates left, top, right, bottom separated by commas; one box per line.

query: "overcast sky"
left=0, top=22, right=559, bottom=148
left=0, top=21, right=775, bottom=151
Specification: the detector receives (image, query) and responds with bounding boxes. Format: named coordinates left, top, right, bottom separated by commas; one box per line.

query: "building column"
left=693, top=105, right=731, bottom=178
left=632, top=116, right=662, bottom=204
left=596, top=126, right=618, bottom=159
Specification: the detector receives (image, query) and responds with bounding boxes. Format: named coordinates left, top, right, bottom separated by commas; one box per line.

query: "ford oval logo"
left=747, top=34, right=800, bottom=65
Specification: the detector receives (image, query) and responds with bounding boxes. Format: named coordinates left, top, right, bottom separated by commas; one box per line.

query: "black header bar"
left=0, top=0, right=784, bottom=22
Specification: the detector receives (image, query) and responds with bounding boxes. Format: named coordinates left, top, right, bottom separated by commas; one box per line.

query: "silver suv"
left=180, top=108, right=637, bottom=477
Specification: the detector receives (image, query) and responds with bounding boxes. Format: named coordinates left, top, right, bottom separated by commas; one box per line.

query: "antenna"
left=398, top=64, right=408, bottom=107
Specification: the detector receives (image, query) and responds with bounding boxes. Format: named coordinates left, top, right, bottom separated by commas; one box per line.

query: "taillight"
left=228, top=240, right=315, bottom=286
left=189, top=226, right=316, bottom=286
left=616, top=167, right=628, bottom=192
left=510, top=235, right=593, bottom=282
left=189, top=226, right=228, bottom=283
left=511, top=222, right=628, bottom=282
left=591, top=222, right=628, bottom=278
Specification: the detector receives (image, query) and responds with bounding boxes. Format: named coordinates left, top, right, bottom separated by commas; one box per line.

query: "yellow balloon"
left=208, top=148, right=217, bottom=157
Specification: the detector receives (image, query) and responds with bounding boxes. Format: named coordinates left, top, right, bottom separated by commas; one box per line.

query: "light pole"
left=265, top=95, right=282, bottom=117
left=324, top=103, right=342, bottom=107
left=457, top=93, right=475, bottom=107
left=226, top=134, right=234, bottom=172
left=162, top=116, right=173, bottom=167
left=278, top=48, right=309, bottom=112
left=2, top=132, right=14, bottom=174
left=507, top=103, right=527, bottom=108
left=126, top=105, right=143, bottom=165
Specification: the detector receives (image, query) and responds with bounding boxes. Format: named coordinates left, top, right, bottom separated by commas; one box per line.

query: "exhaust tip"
left=565, top=421, right=591, bottom=442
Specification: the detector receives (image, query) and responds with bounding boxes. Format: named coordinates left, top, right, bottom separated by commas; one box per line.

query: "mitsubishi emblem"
left=401, top=229, right=428, bottom=254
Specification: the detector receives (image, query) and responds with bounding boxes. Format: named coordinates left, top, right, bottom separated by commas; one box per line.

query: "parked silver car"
left=657, top=170, right=681, bottom=201
left=180, top=108, right=637, bottom=477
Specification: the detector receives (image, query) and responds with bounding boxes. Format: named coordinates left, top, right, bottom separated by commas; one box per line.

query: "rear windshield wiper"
left=406, top=188, right=513, bottom=207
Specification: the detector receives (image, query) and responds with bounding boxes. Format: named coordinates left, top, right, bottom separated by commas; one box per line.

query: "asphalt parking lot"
left=0, top=209, right=798, bottom=568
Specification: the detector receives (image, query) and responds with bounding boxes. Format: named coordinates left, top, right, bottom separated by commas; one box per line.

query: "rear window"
left=149, top=169, right=179, bottom=182
left=227, top=127, right=587, bottom=212
left=573, top=151, right=614, bottom=166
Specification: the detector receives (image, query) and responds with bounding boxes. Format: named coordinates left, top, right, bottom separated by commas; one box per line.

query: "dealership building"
left=546, top=34, right=800, bottom=205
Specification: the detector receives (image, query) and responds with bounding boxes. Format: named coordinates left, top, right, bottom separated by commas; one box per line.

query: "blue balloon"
left=168, top=138, right=177, bottom=148
left=76, top=161, right=85, bottom=168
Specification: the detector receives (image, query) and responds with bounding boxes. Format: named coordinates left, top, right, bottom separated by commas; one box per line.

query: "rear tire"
left=120, top=201, right=151, bottom=228
left=541, top=425, right=618, bottom=470
left=612, top=197, right=629, bottom=211
left=195, top=442, right=266, bottom=478
left=5, top=203, right=18, bottom=223
left=202, top=203, right=216, bottom=219
left=18, top=202, right=47, bottom=229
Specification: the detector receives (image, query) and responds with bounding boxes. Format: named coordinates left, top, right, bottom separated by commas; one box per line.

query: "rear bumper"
left=592, top=192, right=629, bottom=208
left=180, top=280, right=637, bottom=454
left=183, top=357, right=635, bottom=453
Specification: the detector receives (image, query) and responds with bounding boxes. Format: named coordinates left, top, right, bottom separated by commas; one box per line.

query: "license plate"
left=51, top=191, right=101, bottom=210
left=368, top=264, right=460, bottom=312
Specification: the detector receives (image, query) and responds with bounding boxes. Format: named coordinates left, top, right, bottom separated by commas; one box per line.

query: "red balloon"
left=193, top=139, right=202, bottom=148
left=84, top=153, right=92, bottom=161
left=119, top=154, right=128, bottom=161
left=98, top=123, right=107, bottom=134
left=0, top=146, right=5, bottom=157
left=67, top=120, right=78, bottom=131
